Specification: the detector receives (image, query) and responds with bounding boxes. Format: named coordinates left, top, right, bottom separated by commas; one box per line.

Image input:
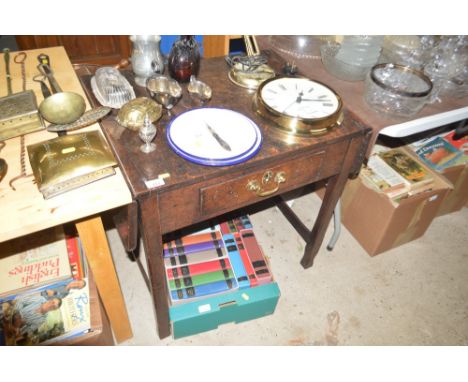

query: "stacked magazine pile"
left=361, top=146, right=436, bottom=202
left=0, top=226, right=91, bottom=346
left=407, top=130, right=467, bottom=171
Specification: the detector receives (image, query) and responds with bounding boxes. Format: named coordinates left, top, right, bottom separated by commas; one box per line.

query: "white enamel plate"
left=166, top=108, right=262, bottom=166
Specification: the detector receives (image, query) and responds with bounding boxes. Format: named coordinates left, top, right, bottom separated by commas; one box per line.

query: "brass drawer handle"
left=246, top=171, right=286, bottom=197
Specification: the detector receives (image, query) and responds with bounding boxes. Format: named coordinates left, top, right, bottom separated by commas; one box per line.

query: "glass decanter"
left=130, top=35, right=165, bottom=87
left=139, top=114, right=157, bottom=153
left=168, top=35, right=200, bottom=83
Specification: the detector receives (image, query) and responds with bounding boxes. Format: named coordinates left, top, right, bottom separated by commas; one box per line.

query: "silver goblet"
left=139, top=114, right=157, bottom=153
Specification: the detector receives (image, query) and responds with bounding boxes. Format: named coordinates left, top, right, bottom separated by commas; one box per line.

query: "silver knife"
left=205, top=122, right=232, bottom=152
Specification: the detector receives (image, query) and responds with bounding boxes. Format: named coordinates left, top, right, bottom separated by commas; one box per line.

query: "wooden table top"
left=0, top=47, right=132, bottom=242
left=77, top=51, right=371, bottom=199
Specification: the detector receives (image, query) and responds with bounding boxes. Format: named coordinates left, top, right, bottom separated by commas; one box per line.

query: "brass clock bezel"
left=228, top=64, right=276, bottom=90
left=253, top=76, right=344, bottom=137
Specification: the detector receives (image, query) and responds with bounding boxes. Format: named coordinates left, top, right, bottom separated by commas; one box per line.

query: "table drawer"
left=200, top=150, right=325, bottom=216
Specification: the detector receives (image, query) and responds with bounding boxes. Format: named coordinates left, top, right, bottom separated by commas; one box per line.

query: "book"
left=170, top=278, right=238, bottom=304
left=168, top=268, right=234, bottom=290
left=164, top=246, right=228, bottom=268
left=43, top=275, right=91, bottom=345
left=414, top=137, right=464, bottom=171
left=223, top=233, right=250, bottom=289
left=0, top=227, right=73, bottom=300
left=219, top=215, right=253, bottom=234
left=166, top=258, right=232, bottom=279
left=378, top=148, right=434, bottom=193
left=443, top=130, right=468, bottom=155
left=163, top=231, right=224, bottom=257
left=240, top=229, right=273, bottom=285
left=360, top=155, right=411, bottom=200
left=0, top=274, right=90, bottom=345
left=234, top=232, right=259, bottom=288
left=66, top=235, right=86, bottom=281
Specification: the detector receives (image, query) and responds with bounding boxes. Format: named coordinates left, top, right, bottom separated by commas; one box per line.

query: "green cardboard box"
left=169, top=282, right=280, bottom=339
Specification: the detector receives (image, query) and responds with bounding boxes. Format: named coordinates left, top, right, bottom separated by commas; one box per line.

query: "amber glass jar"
left=168, top=35, right=200, bottom=83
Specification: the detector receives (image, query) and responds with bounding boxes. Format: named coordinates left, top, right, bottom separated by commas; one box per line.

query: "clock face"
left=260, top=77, right=340, bottom=119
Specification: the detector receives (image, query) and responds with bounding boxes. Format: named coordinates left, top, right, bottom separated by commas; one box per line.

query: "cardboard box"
left=169, top=282, right=280, bottom=339
left=340, top=161, right=452, bottom=257
left=436, top=164, right=468, bottom=217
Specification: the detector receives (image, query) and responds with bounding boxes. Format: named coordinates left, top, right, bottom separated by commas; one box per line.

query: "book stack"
left=164, top=215, right=275, bottom=304
left=164, top=215, right=280, bottom=338
left=0, top=226, right=91, bottom=346
left=360, top=147, right=435, bottom=202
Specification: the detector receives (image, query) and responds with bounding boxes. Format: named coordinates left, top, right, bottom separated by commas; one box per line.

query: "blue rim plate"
left=166, top=108, right=263, bottom=166
left=167, top=115, right=260, bottom=162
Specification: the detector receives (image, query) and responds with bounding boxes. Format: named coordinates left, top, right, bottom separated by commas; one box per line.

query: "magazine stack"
left=0, top=226, right=91, bottom=345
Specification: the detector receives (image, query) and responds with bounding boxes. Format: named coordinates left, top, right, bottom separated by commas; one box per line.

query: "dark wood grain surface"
left=78, top=53, right=369, bottom=198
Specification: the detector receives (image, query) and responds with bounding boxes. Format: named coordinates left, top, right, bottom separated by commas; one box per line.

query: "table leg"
left=139, top=196, right=171, bottom=339
left=75, top=215, right=133, bottom=343
left=301, top=136, right=365, bottom=268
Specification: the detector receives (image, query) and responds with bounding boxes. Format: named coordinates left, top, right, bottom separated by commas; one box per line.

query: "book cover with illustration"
left=415, top=136, right=464, bottom=171
left=0, top=227, right=73, bottom=300
left=0, top=275, right=90, bottom=346
left=378, top=148, right=434, bottom=190
left=361, top=155, right=411, bottom=199
left=443, top=130, right=468, bottom=155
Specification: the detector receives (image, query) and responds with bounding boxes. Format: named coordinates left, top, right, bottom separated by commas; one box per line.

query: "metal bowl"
left=146, top=75, right=182, bottom=109
left=39, top=92, right=86, bottom=125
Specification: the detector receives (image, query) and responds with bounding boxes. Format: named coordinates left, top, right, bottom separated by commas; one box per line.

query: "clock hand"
left=282, top=101, right=297, bottom=113
left=301, top=98, right=331, bottom=102
left=283, top=90, right=305, bottom=113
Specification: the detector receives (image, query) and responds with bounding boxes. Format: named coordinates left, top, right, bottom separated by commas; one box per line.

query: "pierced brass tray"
left=0, top=90, right=44, bottom=141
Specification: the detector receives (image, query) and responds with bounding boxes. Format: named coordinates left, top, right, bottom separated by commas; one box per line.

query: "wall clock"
left=253, top=76, right=344, bottom=137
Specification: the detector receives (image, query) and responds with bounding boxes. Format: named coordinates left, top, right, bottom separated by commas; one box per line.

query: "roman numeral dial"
left=254, top=76, right=343, bottom=136
left=260, top=77, right=340, bottom=119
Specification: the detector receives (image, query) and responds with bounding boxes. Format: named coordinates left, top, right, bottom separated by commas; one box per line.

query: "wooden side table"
left=77, top=51, right=371, bottom=340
